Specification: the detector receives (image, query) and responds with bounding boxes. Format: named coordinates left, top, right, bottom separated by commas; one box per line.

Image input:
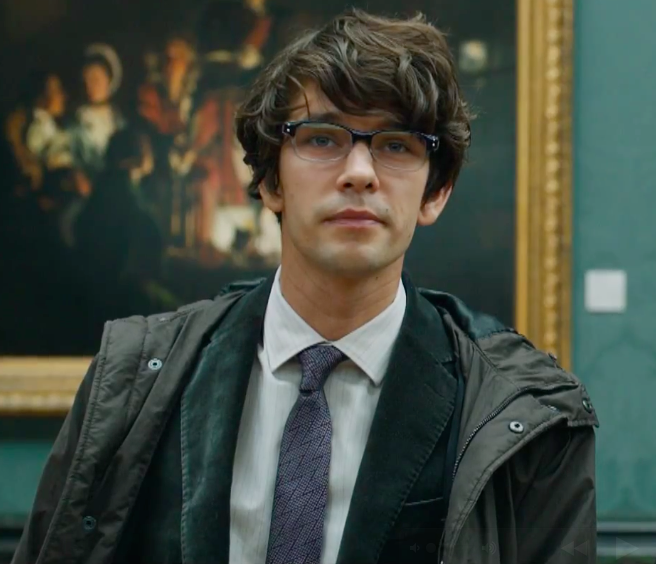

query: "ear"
left=259, top=181, right=283, bottom=214
left=417, top=184, right=452, bottom=227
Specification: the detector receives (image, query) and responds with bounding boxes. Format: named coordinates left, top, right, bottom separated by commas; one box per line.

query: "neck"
left=278, top=251, right=403, bottom=342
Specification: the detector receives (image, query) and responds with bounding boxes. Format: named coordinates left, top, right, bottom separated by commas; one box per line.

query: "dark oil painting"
left=0, top=0, right=516, bottom=356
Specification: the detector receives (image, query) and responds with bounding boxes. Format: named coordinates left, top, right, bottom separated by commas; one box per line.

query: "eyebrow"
left=296, top=111, right=343, bottom=123
left=295, top=111, right=409, bottom=131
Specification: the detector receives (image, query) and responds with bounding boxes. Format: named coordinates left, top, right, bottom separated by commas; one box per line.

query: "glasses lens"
left=293, top=123, right=351, bottom=161
left=371, top=132, right=427, bottom=171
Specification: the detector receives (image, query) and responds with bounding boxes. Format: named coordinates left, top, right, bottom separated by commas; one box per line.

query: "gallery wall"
left=573, top=0, right=656, bottom=527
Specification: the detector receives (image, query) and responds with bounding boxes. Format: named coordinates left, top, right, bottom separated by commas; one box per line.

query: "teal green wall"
left=573, top=0, right=656, bottom=523
left=0, top=419, right=62, bottom=522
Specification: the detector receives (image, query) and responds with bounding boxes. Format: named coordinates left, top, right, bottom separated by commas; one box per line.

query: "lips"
left=327, top=209, right=382, bottom=223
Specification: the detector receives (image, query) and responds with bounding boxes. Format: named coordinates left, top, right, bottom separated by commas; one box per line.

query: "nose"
left=336, top=142, right=379, bottom=193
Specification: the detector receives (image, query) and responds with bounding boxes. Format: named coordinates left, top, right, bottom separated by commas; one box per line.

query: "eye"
left=308, top=135, right=336, bottom=147
left=383, top=140, right=410, bottom=153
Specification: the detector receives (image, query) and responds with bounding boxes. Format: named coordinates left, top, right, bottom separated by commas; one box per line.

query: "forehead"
left=288, top=81, right=402, bottom=129
left=167, top=39, right=192, bottom=57
left=84, top=64, right=109, bottom=78
left=46, top=75, right=62, bottom=90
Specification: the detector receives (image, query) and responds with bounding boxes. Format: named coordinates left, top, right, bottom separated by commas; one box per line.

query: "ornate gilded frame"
left=515, top=0, right=573, bottom=370
left=0, top=0, right=574, bottom=415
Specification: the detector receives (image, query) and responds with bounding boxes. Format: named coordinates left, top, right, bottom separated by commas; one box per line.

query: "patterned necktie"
left=265, top=344, right=347, bottom=564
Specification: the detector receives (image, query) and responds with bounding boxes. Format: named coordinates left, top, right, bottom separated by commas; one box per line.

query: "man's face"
left=83, top=64, right=111, bottom=104
left=260, top=81, right=451, bottom=278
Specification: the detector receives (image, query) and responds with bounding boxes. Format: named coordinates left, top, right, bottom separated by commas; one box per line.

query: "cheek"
left=281, top=179, right=314, bottom=229
left=389, top=180, right=426, bottom=223
left=406, top=172, right=430, bottom=220
left=278, top=149, right=319, bottom=214
left=278, top=144, right=293, bottom=175
left=278, top=149, right=303, bottom=218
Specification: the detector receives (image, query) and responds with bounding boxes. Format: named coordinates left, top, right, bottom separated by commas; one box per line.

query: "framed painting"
left=0, top=0, right=573, bottom=414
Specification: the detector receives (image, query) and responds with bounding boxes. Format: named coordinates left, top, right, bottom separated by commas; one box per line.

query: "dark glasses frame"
left=281, top=120, right=440, bottom=153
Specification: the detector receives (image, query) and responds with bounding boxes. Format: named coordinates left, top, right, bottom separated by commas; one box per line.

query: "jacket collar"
left=179, top=275, right=273, bottom=564
left=336, top=272, right=456, bottom=564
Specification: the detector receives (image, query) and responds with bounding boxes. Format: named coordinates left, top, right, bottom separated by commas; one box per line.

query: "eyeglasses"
left=282, top=121, right=439, bottom=172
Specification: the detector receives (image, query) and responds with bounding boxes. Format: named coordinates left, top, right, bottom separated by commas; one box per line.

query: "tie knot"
left=297, top=345, right=346, bottom=392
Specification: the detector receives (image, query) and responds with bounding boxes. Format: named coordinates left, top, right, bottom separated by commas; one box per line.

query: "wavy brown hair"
left=235, top=9, right=472, bottom=203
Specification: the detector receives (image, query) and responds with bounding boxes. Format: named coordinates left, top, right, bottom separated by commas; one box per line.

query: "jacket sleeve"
left=510, top=422, right=597, bottom=564
left=11, top=357, right=97, bottom=564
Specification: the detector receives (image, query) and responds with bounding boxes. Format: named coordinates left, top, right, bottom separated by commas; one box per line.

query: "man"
left=12, top=10, right=598, bottom=564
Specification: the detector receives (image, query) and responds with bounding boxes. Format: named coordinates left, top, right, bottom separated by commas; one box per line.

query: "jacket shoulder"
left=418, top=288, right=511, bottom=340
left=108, top=278, right=266, bottom=329
left=483, top=331, right=599, bottom=428
left=420, top=288, right=598, bottom=427
left=101, top=278, right=266, bottom=363
left=419, top=288, right=565, bottom=378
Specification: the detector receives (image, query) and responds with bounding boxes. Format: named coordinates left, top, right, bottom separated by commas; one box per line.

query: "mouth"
left=325, top=209, right=383, bottom=227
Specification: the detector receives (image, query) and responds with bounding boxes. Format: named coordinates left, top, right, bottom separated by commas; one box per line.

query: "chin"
left=311, top=247, right=393, bottom=277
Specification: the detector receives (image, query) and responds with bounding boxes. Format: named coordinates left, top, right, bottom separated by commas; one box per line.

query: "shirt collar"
left=263, top=267, right=406, bottom=386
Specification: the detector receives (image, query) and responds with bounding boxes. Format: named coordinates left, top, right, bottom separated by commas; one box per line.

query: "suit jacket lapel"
left=180, top=275, right=273, bottom=564
left=336, top=275, right=457, bottom=564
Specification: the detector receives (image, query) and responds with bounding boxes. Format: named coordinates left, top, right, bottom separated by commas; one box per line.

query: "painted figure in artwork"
left=72, top=44, right=126, bottom=178
left=4, top=70, right=88, bottom=232
left=138, top=34, right=199, bottom=244
left=5, top=71, right=73, bottom=196
left=186, top=0, right=280, bottom=262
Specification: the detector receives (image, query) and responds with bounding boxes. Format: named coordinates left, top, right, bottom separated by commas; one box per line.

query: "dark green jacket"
left=12, top=274, right=599, bottom=564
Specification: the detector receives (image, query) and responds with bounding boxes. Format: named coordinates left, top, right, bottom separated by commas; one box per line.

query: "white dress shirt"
left=229, top=268, right=407, bottom=564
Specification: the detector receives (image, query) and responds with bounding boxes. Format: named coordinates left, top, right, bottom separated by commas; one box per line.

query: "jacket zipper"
left=438, top=381, right=578, bottom=563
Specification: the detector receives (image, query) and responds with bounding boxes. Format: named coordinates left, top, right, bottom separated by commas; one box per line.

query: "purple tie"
left=265, top=345, right=347, bottom=564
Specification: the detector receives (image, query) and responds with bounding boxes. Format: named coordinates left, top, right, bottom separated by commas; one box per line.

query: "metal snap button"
left=82, top=515, right=97, bottom=532
left=509, top=421, right=524, bottom=433
left=148, top=358, right=163, bottom=371
left=582, top=399, right=593, bottom=413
